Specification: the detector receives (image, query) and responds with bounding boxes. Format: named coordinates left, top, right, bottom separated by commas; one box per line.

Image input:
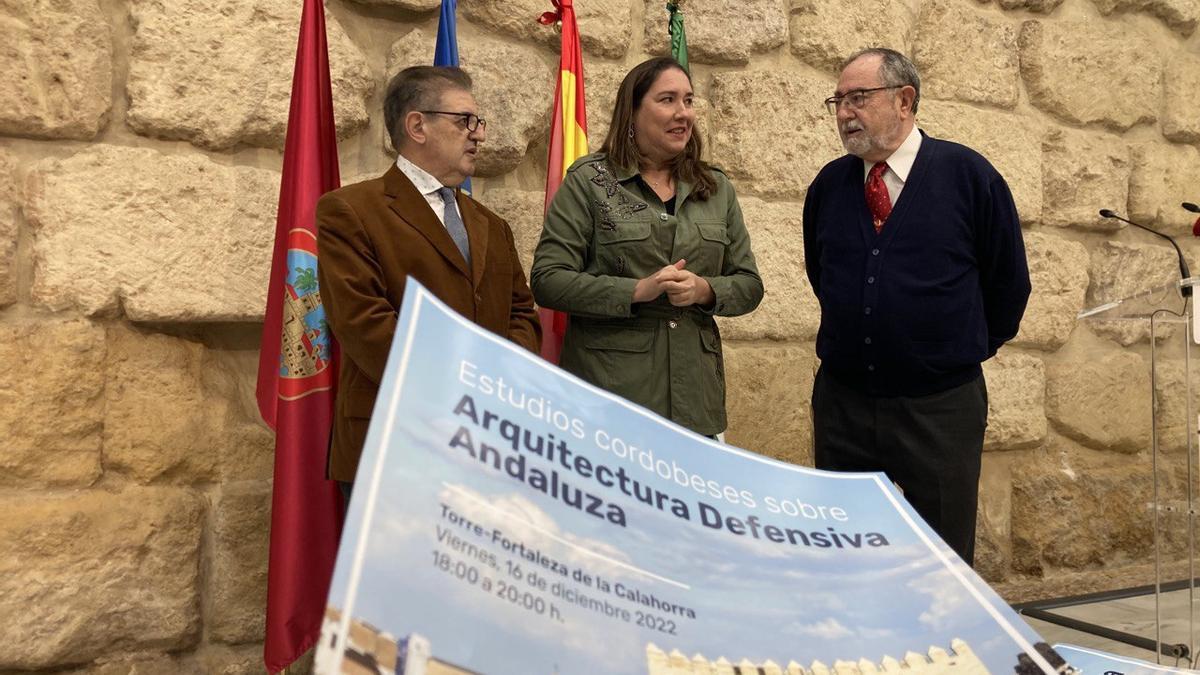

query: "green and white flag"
left=667, top=2, right=688, bottom=72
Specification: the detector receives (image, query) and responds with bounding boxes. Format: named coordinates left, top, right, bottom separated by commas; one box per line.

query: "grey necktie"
left=436, top=186, right=472, bottom=268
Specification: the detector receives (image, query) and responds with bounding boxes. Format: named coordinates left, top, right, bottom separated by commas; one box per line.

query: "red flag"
left=255, top=0, right=344, bottom=669
left=538, top=0, right=589, bottom=363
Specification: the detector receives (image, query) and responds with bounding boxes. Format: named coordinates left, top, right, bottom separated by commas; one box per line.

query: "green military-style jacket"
left=530, top=152, right=764, bottom=435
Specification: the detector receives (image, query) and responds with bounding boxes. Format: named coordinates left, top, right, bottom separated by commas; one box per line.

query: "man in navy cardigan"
left=803, top=48, right=1030, bottom=565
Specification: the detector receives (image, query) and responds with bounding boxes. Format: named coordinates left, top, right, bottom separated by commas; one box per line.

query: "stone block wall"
left=2, top=0, right=1197, bottom=670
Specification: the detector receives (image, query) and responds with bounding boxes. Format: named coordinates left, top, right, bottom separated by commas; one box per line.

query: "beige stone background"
left=4, top=0, right=1200, bottom=670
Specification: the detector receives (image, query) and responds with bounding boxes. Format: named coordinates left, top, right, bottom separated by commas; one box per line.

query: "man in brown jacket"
left=317, top=66, right=541, bottom=496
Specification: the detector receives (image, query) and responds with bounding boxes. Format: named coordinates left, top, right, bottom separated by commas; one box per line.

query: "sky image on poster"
left=317, top=280, right=1064, bottom=675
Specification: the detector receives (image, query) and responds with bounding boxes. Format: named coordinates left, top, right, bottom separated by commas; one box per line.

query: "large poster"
left=316, top=280, right=1067, bottom=675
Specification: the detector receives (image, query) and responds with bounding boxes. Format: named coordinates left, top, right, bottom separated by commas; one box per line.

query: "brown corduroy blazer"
left=316, top=164, right=541, bottom=482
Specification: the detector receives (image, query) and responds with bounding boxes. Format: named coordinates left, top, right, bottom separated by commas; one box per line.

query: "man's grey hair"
left=383, top=65, right=473, bottom=150
left=840, top=48, right=921, bottom=115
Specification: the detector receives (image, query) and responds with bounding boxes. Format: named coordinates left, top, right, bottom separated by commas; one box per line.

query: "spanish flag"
left=538, top=0, right=588, bottom=363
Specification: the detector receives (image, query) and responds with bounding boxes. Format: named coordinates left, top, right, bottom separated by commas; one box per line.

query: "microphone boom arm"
left=1099, top=208, right=1193, bottom=297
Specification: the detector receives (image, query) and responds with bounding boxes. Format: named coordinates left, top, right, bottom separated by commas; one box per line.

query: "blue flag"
left=433, top=0, right=459, bottom=67
left=433, top=0, right=470, bottom=193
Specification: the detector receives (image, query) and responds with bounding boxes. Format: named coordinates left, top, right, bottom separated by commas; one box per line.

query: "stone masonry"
left=1, top=0, right=1196, bottom=670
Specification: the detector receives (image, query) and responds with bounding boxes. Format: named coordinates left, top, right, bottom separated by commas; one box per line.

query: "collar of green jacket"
left=604, top=155, right=696, bottom=207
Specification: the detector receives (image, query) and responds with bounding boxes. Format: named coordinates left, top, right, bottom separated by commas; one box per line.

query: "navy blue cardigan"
left=802, top=132, right=1031, bottom=397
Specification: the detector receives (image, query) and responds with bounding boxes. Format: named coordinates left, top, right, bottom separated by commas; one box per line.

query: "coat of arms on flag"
left=279, top=234, right=333, bottom=398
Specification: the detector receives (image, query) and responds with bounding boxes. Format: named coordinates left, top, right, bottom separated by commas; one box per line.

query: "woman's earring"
left=627, top=124, right=635, bottom=139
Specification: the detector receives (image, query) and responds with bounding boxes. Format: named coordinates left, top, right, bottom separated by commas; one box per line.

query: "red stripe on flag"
left=256, top=0, right=345, bottom=669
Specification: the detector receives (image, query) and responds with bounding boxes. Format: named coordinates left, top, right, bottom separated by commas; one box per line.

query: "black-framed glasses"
left=420, top=110, right=487, bottom=132
left=823, top=86, right=901, bottom=115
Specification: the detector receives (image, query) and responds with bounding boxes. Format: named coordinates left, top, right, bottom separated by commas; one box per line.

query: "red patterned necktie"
left=865, top=161, right=892, bottom=234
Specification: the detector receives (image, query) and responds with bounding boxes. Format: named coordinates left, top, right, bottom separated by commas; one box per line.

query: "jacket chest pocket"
left=595, top=220, right=654, bottom=276
left=690, top=220, right=729, bottom=273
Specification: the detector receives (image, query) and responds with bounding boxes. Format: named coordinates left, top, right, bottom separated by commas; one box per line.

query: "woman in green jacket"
left=531, top=56, right=764, bottom=438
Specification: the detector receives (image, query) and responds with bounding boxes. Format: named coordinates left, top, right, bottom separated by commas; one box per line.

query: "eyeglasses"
left=420, top=110, right=487, bottom=132
left=823, top=86, right=901, bottom=115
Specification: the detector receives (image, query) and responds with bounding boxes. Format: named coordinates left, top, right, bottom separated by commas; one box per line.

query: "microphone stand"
left=1098, top=206, right=1200, bottom=664
left=1099, top=209, right=1193, bottom=297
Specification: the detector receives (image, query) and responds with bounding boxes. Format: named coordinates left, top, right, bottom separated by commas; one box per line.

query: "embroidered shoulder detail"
left=589, top=161, right=620, bottom=197
left=590, top=163, right=647, bottom=230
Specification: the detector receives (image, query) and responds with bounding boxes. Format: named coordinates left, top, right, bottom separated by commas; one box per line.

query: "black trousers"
left=812, top=367, right=987, bottom=565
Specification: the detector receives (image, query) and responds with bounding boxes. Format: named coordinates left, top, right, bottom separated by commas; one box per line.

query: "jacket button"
left=867, top=276, right=875, bottom=284
left=867, top=364, right=875, bottom=372
left=659, top=213, right=669, bottom=221
left=668, top=320, right=678, bottom=329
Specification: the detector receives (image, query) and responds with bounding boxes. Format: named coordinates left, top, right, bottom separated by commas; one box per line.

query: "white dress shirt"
left=861, top=125, right=923, bottom=206
left=395, top=153, right=453, bottom=226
